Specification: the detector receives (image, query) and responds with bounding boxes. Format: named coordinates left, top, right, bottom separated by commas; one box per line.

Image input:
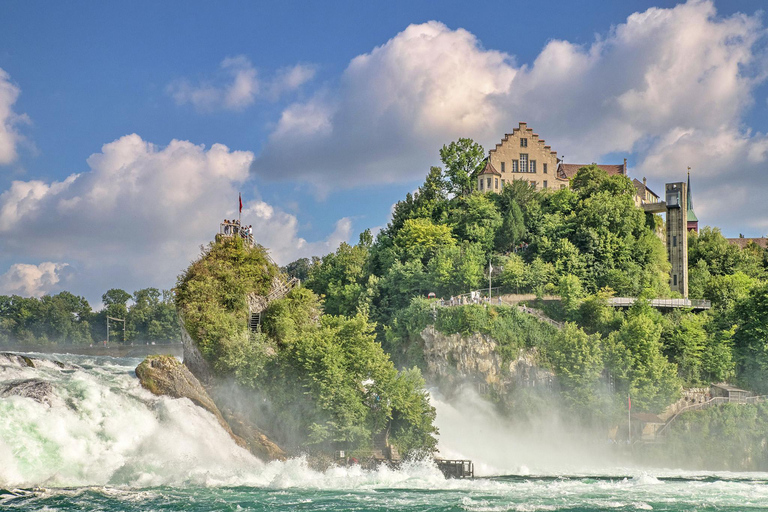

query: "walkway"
left=436, top=289, right=564, bottom=329
left=608, top=297, right=711, bottom=310
left=655, top=395, right=766, bottom=438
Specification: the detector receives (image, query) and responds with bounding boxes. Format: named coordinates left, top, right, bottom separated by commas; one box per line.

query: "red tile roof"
left=478, top=160, right=502, bottom=176
left=557, top=163, right=626, bottom=180
left=726, top=238, right=768, bottom=250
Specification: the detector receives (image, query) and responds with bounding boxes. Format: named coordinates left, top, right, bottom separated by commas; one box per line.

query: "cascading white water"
left=3, top=352, right=768, bottom=512
left=0, top=352, right=451, bottom=489
left=0, top=353, right=265, bottom=487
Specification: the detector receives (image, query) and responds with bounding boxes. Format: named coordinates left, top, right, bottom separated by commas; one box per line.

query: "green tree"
left=733, top=282, right=768, bottom=393
left=440, top=138, right=485, bottom=197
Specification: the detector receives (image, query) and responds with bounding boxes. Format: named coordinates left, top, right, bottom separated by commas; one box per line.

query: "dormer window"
left=520, top=138, right=528, bottom=148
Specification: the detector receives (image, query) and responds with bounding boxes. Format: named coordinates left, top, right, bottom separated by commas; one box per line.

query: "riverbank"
left=0, top=343, right=183, bottom=359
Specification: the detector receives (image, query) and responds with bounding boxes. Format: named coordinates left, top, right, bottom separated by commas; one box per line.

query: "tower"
left=666, top=182, right=688, bottom=297
left=686, top=170, right=698, bottom=233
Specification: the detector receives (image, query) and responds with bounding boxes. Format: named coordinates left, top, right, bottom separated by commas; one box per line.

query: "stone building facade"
left=478, top=122, right=565, bottom=193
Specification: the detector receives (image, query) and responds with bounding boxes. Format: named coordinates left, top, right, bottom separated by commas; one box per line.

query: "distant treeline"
left=0, top=288, right=180, bottom=345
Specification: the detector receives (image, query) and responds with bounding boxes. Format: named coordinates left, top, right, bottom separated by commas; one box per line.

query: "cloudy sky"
left=1, top=0, right=767, bottom=305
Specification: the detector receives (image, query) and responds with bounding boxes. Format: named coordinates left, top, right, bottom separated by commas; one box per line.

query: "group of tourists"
left=222, top=219, right=254, bottom=244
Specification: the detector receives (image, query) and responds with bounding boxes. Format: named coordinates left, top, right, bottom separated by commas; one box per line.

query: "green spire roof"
left=687, top=172, right=698, bottom=222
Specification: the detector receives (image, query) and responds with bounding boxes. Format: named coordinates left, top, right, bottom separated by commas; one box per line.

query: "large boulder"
left=135, top=355, right=285, bottom=461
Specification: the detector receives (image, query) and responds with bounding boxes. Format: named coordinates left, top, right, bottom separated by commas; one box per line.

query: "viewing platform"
left=217, top=221, right=254, bottom=247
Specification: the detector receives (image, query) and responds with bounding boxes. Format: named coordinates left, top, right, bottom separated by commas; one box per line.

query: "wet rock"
left=1, top=378, right=56, bottom=406
left=179, top=323, right=214, bottom=386
left=0, top=352, right=35, bottom=368
left=219, top=407, right=286, bottom=461
left=135, top=354, right=285, bottom=461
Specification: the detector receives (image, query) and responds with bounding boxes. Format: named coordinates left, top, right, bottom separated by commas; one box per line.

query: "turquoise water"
left=2, top=353, right=768, bottom=511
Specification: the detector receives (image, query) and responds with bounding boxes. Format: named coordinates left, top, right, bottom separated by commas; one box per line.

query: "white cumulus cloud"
left=0, top=262, right=69, bottom=297
left=252, top=1, right=768, bottom=235
left=0, top=68, right=29, bottom=166
left=0, top=134, right=350, bottom=300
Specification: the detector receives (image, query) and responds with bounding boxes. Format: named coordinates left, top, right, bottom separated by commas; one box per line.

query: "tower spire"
left=686, top=166, right=698, bottom=233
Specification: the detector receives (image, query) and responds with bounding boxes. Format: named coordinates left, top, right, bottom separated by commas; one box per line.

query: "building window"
left=501, top=162, right=505, bottom=172
left=486, top=178, right=491, bottom=189
left=673, top=274, right=678, bottom=286
left=543, top=163, right=548, bottom=174
left=520, top=154, right=528, bottom=172
left=479, top=178, right=483, bottom=190
left=520, top=138, right=528, bottom=148
left=543, top=180, right=548, bottom=189
left=673, top=235, right=677, bottom=247
left=512, top=160, right=519, bottom=172
left=501, top=178, right=505, bottom=186
left=530, top=160, right=537, bottom=173
left=495, top=178, right=499, bottom=189
left=530, top=180, right=536, bottom=189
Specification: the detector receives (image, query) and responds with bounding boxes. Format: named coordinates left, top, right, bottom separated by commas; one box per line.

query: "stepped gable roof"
left=632, top=178, right=659, bottom=199
left=726, top=237, right=768, bottom=250
left=478, top=159, right=501, bottom=176
left=489, top=122, right=559, bottom=158
left=557, top=163, right=626, bottom=180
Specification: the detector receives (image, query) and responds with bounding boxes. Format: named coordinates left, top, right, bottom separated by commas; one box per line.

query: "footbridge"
left=608, top=297, right=711, bottom=311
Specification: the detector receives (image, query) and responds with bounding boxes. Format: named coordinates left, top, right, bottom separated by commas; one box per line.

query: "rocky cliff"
left=420, top=325, right=554, bottom=398
left=136, top=355, right=286, bottom=461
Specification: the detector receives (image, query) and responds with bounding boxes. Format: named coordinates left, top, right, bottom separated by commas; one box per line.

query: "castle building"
left=478, top=122, right=636, bottom=195
left=477, top=122, right=565, bottom=193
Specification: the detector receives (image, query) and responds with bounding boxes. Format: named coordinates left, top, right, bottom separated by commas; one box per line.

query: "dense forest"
left=0, top=287, right=180, bottom=345
left=284, top=138, right=768, bottom=422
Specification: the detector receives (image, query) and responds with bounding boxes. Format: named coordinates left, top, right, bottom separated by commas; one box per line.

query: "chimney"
left=643, top=177, right=647, bottom=201
left=623, top=158, right=627, bottom=175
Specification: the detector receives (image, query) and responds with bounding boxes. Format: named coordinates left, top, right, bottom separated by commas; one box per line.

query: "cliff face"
left=420, top=325, right=554, bottom=397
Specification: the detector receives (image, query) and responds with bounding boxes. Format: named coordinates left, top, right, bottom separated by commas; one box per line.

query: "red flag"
left=628, top=395, right=631, bottom=411
left=239, top=193, right=242, bottom=213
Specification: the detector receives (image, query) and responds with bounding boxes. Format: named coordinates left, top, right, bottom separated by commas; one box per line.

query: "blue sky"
left=1, top=0, right=767, bottom=304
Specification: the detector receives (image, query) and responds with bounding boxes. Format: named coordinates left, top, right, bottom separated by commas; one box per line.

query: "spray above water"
left=430, top=386, right=622, bottom=476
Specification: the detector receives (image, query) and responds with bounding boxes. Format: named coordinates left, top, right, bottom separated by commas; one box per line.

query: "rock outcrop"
left=1, top=378, right=57, bottom=406
left=420, top=325, right=554, bottom=397
left=135, top=354, right=286, bottom=461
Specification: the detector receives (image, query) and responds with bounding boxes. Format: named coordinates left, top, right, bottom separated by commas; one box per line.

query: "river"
left=1, top=352, right=767, bottom=511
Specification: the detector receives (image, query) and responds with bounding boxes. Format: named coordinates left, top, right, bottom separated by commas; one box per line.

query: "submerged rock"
left=1, top=378, right=56, bottom=406
left=135, top=355, right=285, bottom=461
left=0, top=352, right=36, bottom=368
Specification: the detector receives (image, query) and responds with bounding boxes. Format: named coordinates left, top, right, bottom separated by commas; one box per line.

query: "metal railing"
left=219, top=222, right=254, bottom=247
left=608, top=297, right=711, bottom=309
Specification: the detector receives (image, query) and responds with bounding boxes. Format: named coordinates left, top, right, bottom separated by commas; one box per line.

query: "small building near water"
left=710, top=383, right=750, bottom=402
left=631, top=412, right=666, bottom=441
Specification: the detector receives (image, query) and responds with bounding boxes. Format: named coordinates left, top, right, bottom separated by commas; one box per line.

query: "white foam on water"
left=3, top=351, right=768, bottom=512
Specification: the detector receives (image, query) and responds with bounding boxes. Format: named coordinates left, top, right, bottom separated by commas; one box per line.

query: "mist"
left=430, top=386, right=628, bottom=476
